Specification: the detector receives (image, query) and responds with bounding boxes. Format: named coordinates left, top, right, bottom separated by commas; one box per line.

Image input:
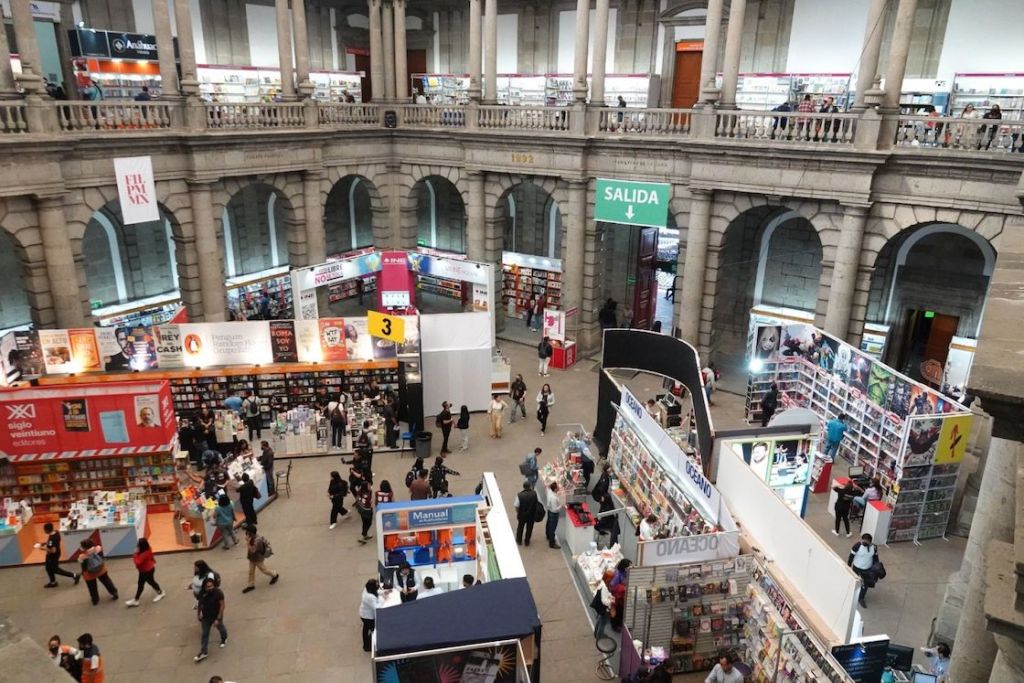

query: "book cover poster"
left=269, top=320, right=298, bottom=363
left=39, top=329, right=73, bottom=374
left=68, top=328, right=102, bottom=372
left=62, top=399, right=90, bottom=432
left=318, top=318, right=348, bottom=362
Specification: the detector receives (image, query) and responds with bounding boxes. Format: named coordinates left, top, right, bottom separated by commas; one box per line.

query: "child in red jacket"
left=126, top=538, right=165, bottom=607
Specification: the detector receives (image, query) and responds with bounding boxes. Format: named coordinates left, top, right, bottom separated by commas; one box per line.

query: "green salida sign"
left=595, top=178, right=670, bottom=228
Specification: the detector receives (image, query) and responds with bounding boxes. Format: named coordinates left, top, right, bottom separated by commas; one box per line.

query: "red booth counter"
left=551, top=340, right=577, bottom=370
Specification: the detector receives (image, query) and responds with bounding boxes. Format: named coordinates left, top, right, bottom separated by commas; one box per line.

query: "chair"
left=275, top=461, right=292, bottom=498
left=400, top=423, right=417, bottom=457
left=595, top=635, right=617, bottom=680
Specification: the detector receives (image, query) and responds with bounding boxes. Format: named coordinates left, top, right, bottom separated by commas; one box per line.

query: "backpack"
left=245, top=397, right=259, bottom=417
left=519, top=458, right=534, bottom=477
left=82, top=552, right=104, bottom=574
left=259, top=536, right=274, bottom=558
left=330, top=407, right=345, bottom=425
left=405, top=468, right=417, bottom=489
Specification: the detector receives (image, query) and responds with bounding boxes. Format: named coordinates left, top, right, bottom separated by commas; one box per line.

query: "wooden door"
left=672, top=45, right=703, bottom=109
left=354, top=53, right=371, bottom=102
left=632, top=228, right=659, bottom=330
left=924, top=313, right=958, bottom=366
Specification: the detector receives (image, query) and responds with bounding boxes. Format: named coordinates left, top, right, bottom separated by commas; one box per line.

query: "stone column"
left=151, top=0, right=179, bottom=98
left=824, top=205, right=868, bottom=340
left=382, top=1, right=396, bottom=100
left=368, top=0, right=384, bottom=102
left=563, top=180, right=588, bottom=327
left=590, top=0, right=611, bottom=105
left=275, top=0, right=296, bottom=100
left=678, top=189, right=711, bottom=343
left=466, top=171, right=485, bottom=261
left=718, top=0, right=747, bottom=109
left=467, top=0, right=482, bottom=102
left=698, top=0, right=724, bottom=103
left=10, top=0, right=44, bottom=93
left=36, top=195, right=84, bottom=328
left=188, top=182, right=228, bottom=322
left=292, top=0, right=314, bottom=98
left=483, top=0, right=497, bottom=103
left=851, top=0, right=887, bottom=112
left=56, top=1, right=80, bottom=99
left=571, top=0, right=590, bottom=103
left=0, top=5, right=19, bottom=99
left=172, top=0, right=199, bottom=95
left=304, top=171, right=326, bottom=266
left=881, top=0, right=920, bottom=109
left=394, top=0, right=408, bottom=100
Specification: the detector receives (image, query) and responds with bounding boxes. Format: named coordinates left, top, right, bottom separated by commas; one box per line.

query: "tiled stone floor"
left=0, top=340, right=963, bottom=681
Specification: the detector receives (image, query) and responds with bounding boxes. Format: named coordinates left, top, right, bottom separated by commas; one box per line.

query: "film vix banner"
left=113, top=156, right=159, bottom=225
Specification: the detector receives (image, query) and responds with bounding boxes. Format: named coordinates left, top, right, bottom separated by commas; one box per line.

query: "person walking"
left=125, top=538, right=165, bottom=606
left=448, top=406, right=467, bottom=453
left=76, top=633, right=104, bottom=683
left=375, top=480, right=394, bottom=505
left=409, top=468, right=431, bottom=500
left=355, top=481, right=374, bottom=544
left=536, top=384, right=554, bottom=435
left=328, top=471, right=350, bottom=529
left=329, top=402, right=348, bottom=450
left=537, top=336, right=553, bottom=376
left=241, top=391, right=262, bottom=441
left=194, top=576, right=227, bottom=663
left=832, top=480, right=861, bottom=537
left=544, top=482, right=562, bottom=549
left=79, top=539, right=118, bottom=605
left=406, top=457, right=424, bottom=491
left=359, top=578, right=382, bottom=653
left=36, top=522, right=79, bottom=588
left=509, top=374, right=527, bottom=423
left=701, top=363, right=717, bottom=405
left=521, top=447, right=540, bottom=487
left=429, top=457, right=460, bottom=498
left=242, top=526, right=279, bottom=593
left=487, top=393, right=507, bottom=438
left=187, top=560, right=220, bottom=608
left=824, top=414, right=847, bottom=458
left=259, top=441, right=275, bottom=495
left=760, top=383, right=779, bottom=427
left=525, top=294, right=537, bottom=329
left=235, top=473, right=260, bottom=527
left=848, top=533, right=878, bottom=608
left=214, top=495, right=238, bottom=549
left=437, top=401, right=454, bottom=454
left=514, top=482, right=540, bottom=546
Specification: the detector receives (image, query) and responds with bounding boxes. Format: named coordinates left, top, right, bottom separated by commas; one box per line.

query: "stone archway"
left=0, top=204, right=33, bottom=330
left=497, top=182, right=563, bottom=259
left=324, top=174, right=382, bottom=257
left=413, top=176, right=467, bottom=254
left=220, top=182, right=297, bottom=278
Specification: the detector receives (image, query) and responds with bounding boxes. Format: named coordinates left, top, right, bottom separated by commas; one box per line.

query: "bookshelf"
left=501, top=262, right=562, bottom=320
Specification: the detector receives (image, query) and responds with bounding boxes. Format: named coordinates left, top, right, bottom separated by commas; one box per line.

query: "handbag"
left=534, top=504, right=546, bottom=523
left=872, top=556, right=886, bottom=581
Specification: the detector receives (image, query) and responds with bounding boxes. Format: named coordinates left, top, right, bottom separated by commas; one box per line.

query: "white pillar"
left=151, top=0, right=179, bottom=98
left=698, top=0, right=724, bottom=103
left=292, top=0, right=314, bottom=98
left=468, top=0, right=482, bottom=102
left=394, top=0, right=408, bottom=100
left=10, top=0, right=44, bottom=93
left=37, top=195, right=84, bottom=328
left=275, top=0, right=296, bottom=100
left=189, top=182, right=228, bottom=322
left=678, top=189, right=711, bottom=343
left=590, top=0, right=610, bottom=105
left=172, top=0, right=199, bottom=95
left=571, top=0, right=590, bottom=103
left=0, top=4, right=20, bottom=98
left=852, top=0, right=887, bottom=111
left=382, top=0, right=396, bottom=100
left=483, top=0, right=497, bottom=103
left=824, top=205, right=868, bottom=340
left=881, top=0, right=920, bottom=109
left=368, top=0, right=384, bottom=102
left=718, top=0, right=747, bottom=109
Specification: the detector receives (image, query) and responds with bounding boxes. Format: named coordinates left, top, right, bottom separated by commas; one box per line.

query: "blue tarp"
left=374, top=577, right=540, bottom=657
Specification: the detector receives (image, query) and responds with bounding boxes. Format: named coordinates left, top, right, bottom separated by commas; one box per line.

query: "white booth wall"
left=421, top=312, right=492, bottom=414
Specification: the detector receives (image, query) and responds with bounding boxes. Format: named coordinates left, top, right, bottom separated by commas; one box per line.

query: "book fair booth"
left=746, top=318, right=973, bottom=544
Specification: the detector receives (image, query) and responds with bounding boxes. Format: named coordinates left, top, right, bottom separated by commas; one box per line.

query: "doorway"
left=671, top=42, right=703, bottom=108
left=353, top=52, right=371, bottom=102
left=894, top=309, right=959, bottom=382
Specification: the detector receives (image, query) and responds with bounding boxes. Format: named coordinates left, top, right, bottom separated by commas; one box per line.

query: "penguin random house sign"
left=594, top=178, right=670, bottom=228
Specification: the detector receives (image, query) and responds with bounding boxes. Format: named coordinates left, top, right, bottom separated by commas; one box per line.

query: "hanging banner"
left=291, top=271, right=319, bottom=321
left=269, top=320, right=298, bottom=363
left=317, top=318, right=349, bottom=362
left=113, top=156, right=159, bottom=225
left=179, top=322, right=274, bottom=367
left=39, top=329, right=73, bottom=374
left=542, top=309, right=565, bottom=342
left=153, top=324, right=184, bottom=368
left=68, top=328, right=102, bottom=372
left=294, top=319, right=321, bottom=362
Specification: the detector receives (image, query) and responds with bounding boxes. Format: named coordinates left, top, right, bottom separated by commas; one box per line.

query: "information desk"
left=0, top=511, right=36, bottom=566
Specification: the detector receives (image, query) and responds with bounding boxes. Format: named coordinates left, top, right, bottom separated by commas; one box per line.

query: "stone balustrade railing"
left=3, top=99, right=1024, bottom=160
left=894, top=115, right=1024, bottom=153
left=715, top=110, right=858, bottom=145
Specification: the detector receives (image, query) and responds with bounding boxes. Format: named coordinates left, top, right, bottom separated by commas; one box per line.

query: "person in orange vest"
left=76, top=633, right=104, bottom=683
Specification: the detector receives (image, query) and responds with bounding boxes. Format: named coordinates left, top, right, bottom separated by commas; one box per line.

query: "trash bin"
left=415, top=431, right=432, bottom=459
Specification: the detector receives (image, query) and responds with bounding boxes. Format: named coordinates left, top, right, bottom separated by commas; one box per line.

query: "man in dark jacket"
left=509, top=374, right=527, bottom=423
left=760, top=383, right=779, bottom=427
left=236, top=473, right=261, bottom=526
left=537, top=337, right=554, bottom=377
left=514, top=482, right=540, bottom=546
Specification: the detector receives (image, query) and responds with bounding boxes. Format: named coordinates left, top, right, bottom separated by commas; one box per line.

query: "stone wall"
left=760, top=218, right=822, bottom=312
left=324, top=176, right=377, bottom=256
left=224, top=185, right=291, bottom=276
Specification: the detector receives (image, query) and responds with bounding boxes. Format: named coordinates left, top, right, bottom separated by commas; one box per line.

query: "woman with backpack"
left=328, top=471, right=349, bottom=529
left=536, top=384, right=555, bottom=436
left=214, top=494, right=238, bottom=549
left=429, top=457, right=460, bottom=498
left=355, top=481, right=374, bottom=544
left=457, top=405, right=471, bottom=451
left=125, top=538, right=165, bottom=607
left=79, top=539, right=118, bottom=605
left=329, top=403, right=348, bottom=450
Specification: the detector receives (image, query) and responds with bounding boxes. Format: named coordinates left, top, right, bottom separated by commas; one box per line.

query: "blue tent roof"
left=374, top=577, right=540, bottom=657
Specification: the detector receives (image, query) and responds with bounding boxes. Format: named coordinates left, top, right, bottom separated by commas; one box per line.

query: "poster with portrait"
left=102, top=326, right=157, bottom=371
left=831, top=342, right=854, bottom=383
left=908, top=384, right=939, bottom=416
left=68, top=328, right=102, bottom=372
left=397, top=315, right=420, bottom=358
left=847, top=354, right=871, bottom=396
left=867, top=362, right=892, bottom=409
left=317, top=318, right=349, bottom=362
left=742, top=440, right=774, bottom=481
left=342, top=317, right=374, bottom=360
left=39, top=329, right=73, bottom=374
left=754, top=325, right=781, bottom=359
left=62, top=399, right=90, bottom=432
left=134, top=394, right=161, bottom=427
left=374, top=643, right=520, bottom=683
left=780, top=325, right=814, bottom=358
left=903, top=416, right=943, bottom=467
left=934, top=414, right=972, bottom=465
